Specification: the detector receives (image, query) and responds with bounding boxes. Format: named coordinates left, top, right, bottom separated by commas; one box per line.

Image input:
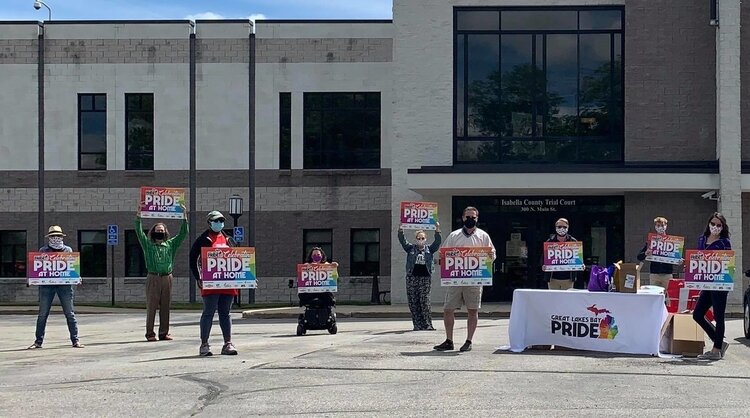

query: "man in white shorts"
left=434, top=206, right=496, bottom=352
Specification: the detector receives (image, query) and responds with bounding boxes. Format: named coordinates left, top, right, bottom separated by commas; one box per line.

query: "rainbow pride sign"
left=439, top=247, right=494, bottom=286
left=201, top=247, right=256, bottom=289
left=645, top=233, right=685, bottom=265
left=543, top=241, right=585, bottom=272
left=684, top=250, right=735, bottom=291
left=27, top=252, right=81, bottom=285
left=139, top=187, right=187, bottom=220
left=400, top=201, right=438, bottom=230
left=297, top=263, right=338, bottom=293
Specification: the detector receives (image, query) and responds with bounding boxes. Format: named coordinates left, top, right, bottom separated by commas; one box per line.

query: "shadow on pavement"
left=134, top=355, right=202, bottom=363
left=400, top=351, right=461, bottom=357
left=734, top=337, right=750, bottom=348
left=84, top=340, right=151, bottom=347
left=491, top=348, right=653, bottom=360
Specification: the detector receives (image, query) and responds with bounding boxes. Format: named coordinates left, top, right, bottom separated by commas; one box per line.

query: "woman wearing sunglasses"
left=692, top=212, right=731, bottom=360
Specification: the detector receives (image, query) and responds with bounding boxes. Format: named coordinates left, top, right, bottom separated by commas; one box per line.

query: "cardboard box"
left=660, top=313, right=705, bottom=357
left=614, top=262, right=641, bottom=293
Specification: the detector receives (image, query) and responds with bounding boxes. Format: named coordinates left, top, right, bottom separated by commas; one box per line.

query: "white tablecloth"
left=506, top=289, right=668, bottom=356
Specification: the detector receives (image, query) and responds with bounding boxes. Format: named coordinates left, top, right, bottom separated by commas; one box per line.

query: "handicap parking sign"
left=233, top=226, right=244, bottom=243
left=107, top=224, right=118, bottom=246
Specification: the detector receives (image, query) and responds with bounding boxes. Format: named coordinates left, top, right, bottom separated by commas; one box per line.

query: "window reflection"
left=455, top=7, right=624, bottom=164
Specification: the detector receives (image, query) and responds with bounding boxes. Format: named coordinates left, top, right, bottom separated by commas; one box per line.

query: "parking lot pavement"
left=2, top=313, right=750, bottom=417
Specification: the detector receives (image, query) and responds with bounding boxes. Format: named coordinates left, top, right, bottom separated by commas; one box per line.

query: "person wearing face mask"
left=434, top=207, right=496, bottom=353
left=544, top=218, right=578, bottom=290
left=398, top=223, right=442, bottom=331
left=136, top=205, right=188, bottom=342
left=28, top=226, right=84, bottom=349
left=189, top=211, right=240, bottom=357
left=637, top=217, right=674, bottom=290
left=693, top=212, right=732, bottom=361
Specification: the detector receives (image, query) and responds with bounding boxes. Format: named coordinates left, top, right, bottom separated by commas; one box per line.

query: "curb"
left=241, top=311, right=512, bottom=320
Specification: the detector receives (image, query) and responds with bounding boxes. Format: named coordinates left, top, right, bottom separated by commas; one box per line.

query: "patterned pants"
left=406, top=275, right=433, bottom=330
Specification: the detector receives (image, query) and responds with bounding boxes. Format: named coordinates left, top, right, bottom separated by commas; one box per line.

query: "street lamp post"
left=33, top=1, right=51, bottom=21
left=228, top=194, right=243, bottom=307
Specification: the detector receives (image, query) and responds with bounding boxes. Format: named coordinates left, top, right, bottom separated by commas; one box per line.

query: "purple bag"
left=588, top=265, right=611, bottom=292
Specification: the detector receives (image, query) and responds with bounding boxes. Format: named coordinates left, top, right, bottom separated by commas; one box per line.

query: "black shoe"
left=459, top=340, right=472, bottom=352
left=433, top=339, right=454, bottom=351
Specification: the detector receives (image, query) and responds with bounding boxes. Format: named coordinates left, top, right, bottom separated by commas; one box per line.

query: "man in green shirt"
left=136, top=207, right=188, bottom=341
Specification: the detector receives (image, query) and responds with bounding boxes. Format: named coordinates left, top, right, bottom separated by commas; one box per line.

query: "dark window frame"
left=78, top=93, right=107, bottom=170
left=279, top=92, right=292, bottom=170
left=0, top=230, right=27, bottom=278
left=78, top=230, right=107, bottom=277
left=125, top=93, right=155, bottom=171
left=124, top=229, right=147, bottom=277
left=303, top=92, right=381, bottom=170
left=302, top=229, right=333, bottom=263
left=453, top=6, right=625, bottom=164
left=350, top=228, right=380, bottom=276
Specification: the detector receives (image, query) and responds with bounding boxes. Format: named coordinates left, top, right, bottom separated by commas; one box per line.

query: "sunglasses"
left=710, top=222, right=722, bottom=227
left=211, top=218, right=226, bottom=223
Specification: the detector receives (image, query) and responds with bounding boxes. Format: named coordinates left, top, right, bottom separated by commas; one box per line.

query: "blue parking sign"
left=233, top=226, right=244, bottom=243
left=107, top=224, right=118, bottom=246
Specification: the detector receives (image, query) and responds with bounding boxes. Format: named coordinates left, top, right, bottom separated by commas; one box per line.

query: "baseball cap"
left=206, top=211, right=225, bottom=221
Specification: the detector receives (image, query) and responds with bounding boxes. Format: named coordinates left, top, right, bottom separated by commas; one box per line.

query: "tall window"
left=303, top=229, right=333, bottom=262
left=280, top=92, right=292, bottom=170
left=0, top=231, right=26, bottom=278
left=79, top=230, right=107, bottom=277
left=78, top=94, right=107, bottom=170
left=350, top=229, right=380, bottom=276
left=303, top=92, right=380, bottom=169
left=125, top=230, right=147, bottom=277
left=126, top=93, right=154, bottom=170
left=455, top=7, right=624, bottom=163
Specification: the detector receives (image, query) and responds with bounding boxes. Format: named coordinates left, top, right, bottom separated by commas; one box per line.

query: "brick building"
left=0, top=0, right=749, bottom=310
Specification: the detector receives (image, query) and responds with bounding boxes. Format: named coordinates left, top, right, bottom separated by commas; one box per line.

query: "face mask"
left=311, top=254, right=323, bottom=263
left=463, top=217, right=477, bottom=229
left=152, top=232, right=165, bottom=240
left=709, top=225, right=722, bottom=236
left=210, top=222, right=224, bottom=233
left=48, top=236, right=64, bottom=249
left=556, top=227, right=568, bottom=236
left=416, top=238, right=427, bottom=246
left=655, top=226, right=667, bottom=234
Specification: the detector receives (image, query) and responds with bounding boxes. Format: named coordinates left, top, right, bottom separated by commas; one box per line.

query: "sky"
left=0, top=0, right=393, bottom=21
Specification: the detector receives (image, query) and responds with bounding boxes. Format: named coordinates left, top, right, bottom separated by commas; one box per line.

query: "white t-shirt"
left=442, top=227, right=497, bottom=261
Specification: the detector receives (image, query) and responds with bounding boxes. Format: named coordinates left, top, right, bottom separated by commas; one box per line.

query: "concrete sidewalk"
left=241, top=303, right=514, bottom=319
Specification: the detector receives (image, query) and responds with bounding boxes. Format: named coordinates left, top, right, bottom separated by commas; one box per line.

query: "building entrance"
left=452, top=196, right=624, bottom=302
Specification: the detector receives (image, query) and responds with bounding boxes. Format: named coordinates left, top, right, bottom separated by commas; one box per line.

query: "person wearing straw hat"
left=28, top=226, right=84, bottom=349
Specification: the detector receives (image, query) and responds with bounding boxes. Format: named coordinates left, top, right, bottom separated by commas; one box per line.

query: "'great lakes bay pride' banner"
left=200, top=247, right=256, bottom=289
left=684, top=250, right=735, bottom=291
left=139, top=187, right=187, bottom=220
left=542, top=241, right=585, bottom=272
left=439, top=247, right=494, bottom=286
left=400, top=201, right=438, bottom=230
left=27, top=252, right=81, bottom=285
left=645, top=233, right=685, bottom=265
left=297, top=263, right=338, bottom=293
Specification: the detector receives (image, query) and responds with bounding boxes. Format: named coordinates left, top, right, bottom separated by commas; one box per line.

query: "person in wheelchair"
left=297, top=247, right=338, bottom=335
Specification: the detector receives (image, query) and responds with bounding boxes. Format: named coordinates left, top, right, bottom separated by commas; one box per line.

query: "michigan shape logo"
left=588, top=304, right=618, bottom=340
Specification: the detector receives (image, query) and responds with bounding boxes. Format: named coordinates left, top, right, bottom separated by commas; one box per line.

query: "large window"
left=280, top=92, right=292, bottom=170
left=125, top=230, right=147, bottom=277
left=350, top=229, right=380, bottom=276
left=303, top=92, right=380, bottom=169
left=455, top=7, right=624, bottom=163
left=79, top=230, right=107, bottom=277
left=303, top=229, right=333, bottom=262
left=126, top=93, right=154, bottom=170
left=78, top=94, right=107, bottom=170
left=0, top=231, right=26, bottom=278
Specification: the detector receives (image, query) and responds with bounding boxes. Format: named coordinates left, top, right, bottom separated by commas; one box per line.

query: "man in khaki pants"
left=637, top=216, right=673, bottom=289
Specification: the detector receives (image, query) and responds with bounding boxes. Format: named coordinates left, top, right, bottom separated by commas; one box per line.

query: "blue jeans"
left=200, top=294, right=233, bottom=344
left=35, top=285, right=79, bottom=346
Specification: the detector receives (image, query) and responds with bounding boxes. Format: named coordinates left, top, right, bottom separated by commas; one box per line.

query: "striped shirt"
left=135, top=217, right=188, bottom=274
